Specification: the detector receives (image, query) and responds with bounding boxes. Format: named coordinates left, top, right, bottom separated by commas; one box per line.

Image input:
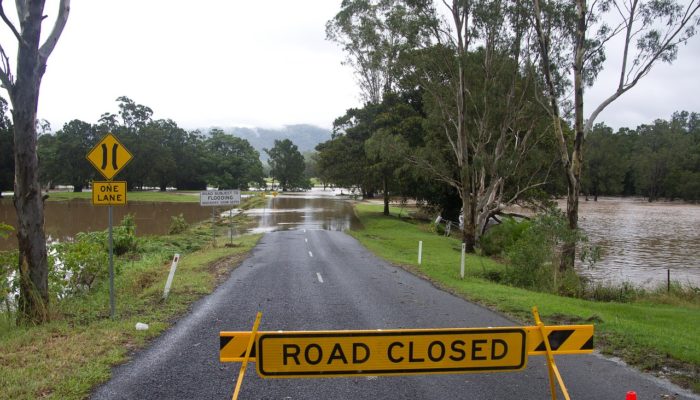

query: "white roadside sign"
left=200, top=190, right=241, bottom=206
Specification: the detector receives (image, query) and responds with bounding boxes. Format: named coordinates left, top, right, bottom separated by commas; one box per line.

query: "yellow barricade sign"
left=256, top=328, right=526, bottom=378
left=220, top=324, right=593, bottom=366
left=525, top=325, right=594, bottom=355
left=221, top=311, right=594, bottom=400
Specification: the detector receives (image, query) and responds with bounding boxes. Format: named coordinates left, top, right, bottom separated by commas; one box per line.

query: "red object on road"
left=625, top=391, right=637, bottom=400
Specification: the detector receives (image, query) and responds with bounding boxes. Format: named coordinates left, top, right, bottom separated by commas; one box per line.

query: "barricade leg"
left=232, top=312, right=262, bottom=400
left=533, top=307, right=571, bottom=400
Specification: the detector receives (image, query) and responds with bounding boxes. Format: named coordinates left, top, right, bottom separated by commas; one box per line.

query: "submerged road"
left=92, top=230, right=697, bottom=399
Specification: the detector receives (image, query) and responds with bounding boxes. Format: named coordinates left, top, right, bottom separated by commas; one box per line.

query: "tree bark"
left=4, top=0, right=71, bottom=324
left=559, top=0, right=588, bottom=271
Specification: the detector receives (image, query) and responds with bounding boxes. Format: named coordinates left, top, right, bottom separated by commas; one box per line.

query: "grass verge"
left=0, top=224, right=261, bottom=399
left=349, top=203, right=700, bottom=393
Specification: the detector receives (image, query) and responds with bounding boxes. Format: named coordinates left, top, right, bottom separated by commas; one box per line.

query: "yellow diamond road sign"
left=86, top=133, right=133, bottom=180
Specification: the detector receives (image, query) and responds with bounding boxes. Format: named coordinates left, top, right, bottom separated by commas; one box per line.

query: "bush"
left=51, top=238, right=108, bottom=295
left=504, top=208, right=583, bottom=293
left=113, top=214, right=138, bottom=255
left=0, top=250, right=18, bottom=314
left=480, top=217, right=531, bottom=256
left=168, top=214, right=189, bottom=235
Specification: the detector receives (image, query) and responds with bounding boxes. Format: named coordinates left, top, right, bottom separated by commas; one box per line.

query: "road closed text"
left=257, top=328, right=526, bottom=377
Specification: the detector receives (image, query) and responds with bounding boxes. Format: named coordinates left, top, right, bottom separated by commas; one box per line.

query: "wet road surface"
left=91, top=229, right=696, bottom=400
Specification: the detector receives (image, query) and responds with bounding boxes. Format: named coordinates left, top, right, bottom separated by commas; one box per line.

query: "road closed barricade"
left=220, top=307, right=593, bottom=400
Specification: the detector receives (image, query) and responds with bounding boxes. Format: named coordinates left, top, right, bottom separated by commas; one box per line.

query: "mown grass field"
left=349, top=203, right=700, bottom=392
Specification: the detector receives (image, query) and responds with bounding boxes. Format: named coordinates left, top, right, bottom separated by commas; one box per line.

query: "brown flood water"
left=1, top=193, right=696, bottom=287
left=245, top=192, right=362, bottom=233
left=0, top=199, right=215, bottom=250
left=573, top=197, right=700, bottom=287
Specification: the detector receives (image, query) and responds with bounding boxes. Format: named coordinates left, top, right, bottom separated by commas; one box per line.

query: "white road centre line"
left=316, top=273, right=324, bottom=283
left=308, top=251, right=313, bottom=258
left=305, top=238, right=308, bottom=243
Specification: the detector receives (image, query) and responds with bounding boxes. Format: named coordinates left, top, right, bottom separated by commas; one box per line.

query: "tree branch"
left=38, top=0, right=70, bottom=61
left=0, top=42, right=13, bottom=91
left=0, top=0, right=23, bottom=44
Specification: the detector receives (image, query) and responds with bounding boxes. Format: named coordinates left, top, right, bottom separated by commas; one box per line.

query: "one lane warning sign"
left=256, top=328, right=527, bottom=378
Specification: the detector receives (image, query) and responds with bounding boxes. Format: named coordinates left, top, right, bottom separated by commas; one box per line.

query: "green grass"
left=350, top=203, right=700, bottom=392
left=0, top=217, right=261, bottom=399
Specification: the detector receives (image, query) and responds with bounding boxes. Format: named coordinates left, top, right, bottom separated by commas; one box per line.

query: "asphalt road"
left=92, top=230, right=697, bottom=399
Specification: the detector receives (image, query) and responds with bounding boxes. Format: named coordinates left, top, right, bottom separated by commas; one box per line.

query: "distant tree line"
left=1, top=96, right=268, bottom=192
left=583, top=112, right=700, bottom=202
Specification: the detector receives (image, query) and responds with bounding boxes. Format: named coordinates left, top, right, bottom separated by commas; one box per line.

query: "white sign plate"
left=200, top=190, right=241, bottom=206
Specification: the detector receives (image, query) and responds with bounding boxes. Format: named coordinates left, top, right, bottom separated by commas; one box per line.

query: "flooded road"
left=1, top=192, right=697, bottom=287
left=245, top=190, right=362, bottom=233
left=574, top=197, right=700, bottom=287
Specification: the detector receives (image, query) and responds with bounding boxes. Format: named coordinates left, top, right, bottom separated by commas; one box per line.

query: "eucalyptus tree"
left=531, top=0, right=700, bottom=269
left=326, top=0, right=427, bottom=104
left=0, top=0, right=70, bottom=323
left=397, top=0, right=556, bottom=250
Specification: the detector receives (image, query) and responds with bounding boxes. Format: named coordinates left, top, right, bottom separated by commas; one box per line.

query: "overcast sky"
left=1, top=0, right=699, bottom=132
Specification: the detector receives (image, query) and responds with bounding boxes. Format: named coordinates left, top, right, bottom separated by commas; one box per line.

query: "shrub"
left=52, top=238, right=108, bottom=295
left=480, top=217, right=531, bottom=256
left=113, top=214, right=138, bottom=255
left=504, top=208, right=583, bottom=293
left=0, top=250, right=18, bottom=315
left=169, top=214, right=189, bottom=235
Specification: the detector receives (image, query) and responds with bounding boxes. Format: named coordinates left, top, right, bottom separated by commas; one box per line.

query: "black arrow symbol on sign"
left=112, top=143, right=119, bottom=170
left=99, top=143, right=120, bottom=170
left=100, top=144, right=108, bottom=169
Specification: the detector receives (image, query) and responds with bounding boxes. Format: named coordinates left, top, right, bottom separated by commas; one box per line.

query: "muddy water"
left=573, top=197, right=700, bottom=287
left=0, top=200, right=215, bottom=250
left=246, top=191, right=362, bottom=233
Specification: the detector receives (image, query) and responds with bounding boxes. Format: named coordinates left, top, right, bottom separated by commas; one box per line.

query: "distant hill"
left=201, top=124, right=332, bottom=161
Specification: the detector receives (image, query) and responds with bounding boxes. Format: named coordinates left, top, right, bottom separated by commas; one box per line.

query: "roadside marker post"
left=460, top=243, right=466, bottom=279
left=162, top=254, right=180, bottom=300
left=418, top=241, right=423, bottom=265
left=220, top=309, right=593, bottom=397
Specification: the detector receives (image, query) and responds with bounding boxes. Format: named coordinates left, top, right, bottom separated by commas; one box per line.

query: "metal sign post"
left=86, top=133, right=133, bottom=319
left=108, top=205, right=114, bottom=318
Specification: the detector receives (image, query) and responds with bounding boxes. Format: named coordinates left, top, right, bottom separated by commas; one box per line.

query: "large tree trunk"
left=559, top=0, right=588, bottom=272
left=0, top=0, right=70, bottom=324
left=9, top=0, right=62, bottom=324
left=461, top=181, right=476, bottom=252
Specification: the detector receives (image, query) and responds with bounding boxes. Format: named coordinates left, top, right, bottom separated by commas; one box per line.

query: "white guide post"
left=163, top=253, right=181, bottom=299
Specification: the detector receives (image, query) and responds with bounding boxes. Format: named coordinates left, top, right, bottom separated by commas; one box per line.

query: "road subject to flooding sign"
left=256, top=328, right=527, bottom=378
